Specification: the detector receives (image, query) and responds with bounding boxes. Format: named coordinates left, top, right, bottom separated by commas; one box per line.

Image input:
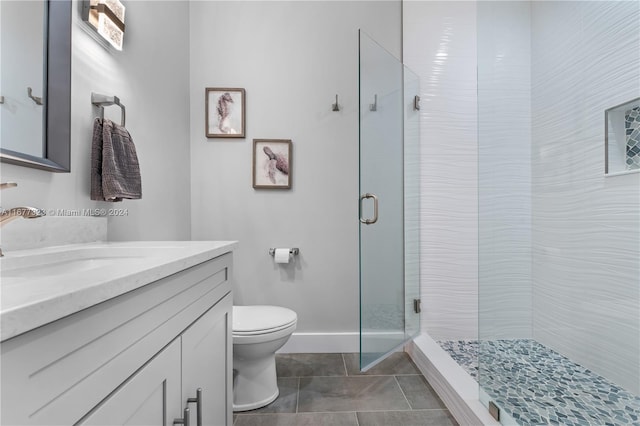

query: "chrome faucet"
left=0, top=182, right=45, bottom=256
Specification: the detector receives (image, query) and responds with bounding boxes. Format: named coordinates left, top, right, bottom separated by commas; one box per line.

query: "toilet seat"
left=233, top=305, right=297, bottom=336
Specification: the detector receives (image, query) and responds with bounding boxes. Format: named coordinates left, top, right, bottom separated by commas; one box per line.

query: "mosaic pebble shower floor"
left=438, top=339, right=640, bottom=425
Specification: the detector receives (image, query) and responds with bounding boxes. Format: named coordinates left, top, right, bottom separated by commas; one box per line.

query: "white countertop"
left=0, top=241, right=237, bottom=341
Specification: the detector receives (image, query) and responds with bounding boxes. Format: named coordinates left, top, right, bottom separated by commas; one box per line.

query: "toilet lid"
left=233, top=305, right=297, bottom=334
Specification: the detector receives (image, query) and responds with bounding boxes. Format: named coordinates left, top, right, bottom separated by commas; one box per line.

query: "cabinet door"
left=79, top=339, right=182, bottom=426
left=182, top=293, right=232, bottom=426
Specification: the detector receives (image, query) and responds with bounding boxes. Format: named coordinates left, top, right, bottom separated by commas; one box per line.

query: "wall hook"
left=27, top=87, right=43, bottom=106
left=413, top=95, right=421, bottom=111
left=369, top=94, right=377, bottom=112
left=332, top=94, right=340, bottom=111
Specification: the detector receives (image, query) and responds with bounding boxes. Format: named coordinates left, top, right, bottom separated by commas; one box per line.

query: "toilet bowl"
left=232, top=305, right=297, bottom=412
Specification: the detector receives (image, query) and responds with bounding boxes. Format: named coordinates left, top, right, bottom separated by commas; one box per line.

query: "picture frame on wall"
left=253, top=139, right=292, bottom=189
left=205, top=87, right=245, bottom=138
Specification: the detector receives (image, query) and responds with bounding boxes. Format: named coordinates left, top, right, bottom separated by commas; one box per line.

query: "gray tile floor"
left=233, top=352, right=458, bottom=426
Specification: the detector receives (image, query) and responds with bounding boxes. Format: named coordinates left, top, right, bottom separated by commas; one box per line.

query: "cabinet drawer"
left=1, top=253, right=232, bottom=425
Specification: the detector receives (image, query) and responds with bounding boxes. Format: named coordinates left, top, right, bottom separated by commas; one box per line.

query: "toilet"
left=232, top=305, right=297, bottom=412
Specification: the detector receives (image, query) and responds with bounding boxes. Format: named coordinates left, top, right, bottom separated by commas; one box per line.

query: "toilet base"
left=233, top=351, right=280, bottom=412
left=233, top=388, right=279, bottom=412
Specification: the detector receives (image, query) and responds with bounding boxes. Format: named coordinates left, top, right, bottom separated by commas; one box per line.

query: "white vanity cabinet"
left=1, top=252, right=233, bottom=426
left=79, top=339, right=183, bottom=426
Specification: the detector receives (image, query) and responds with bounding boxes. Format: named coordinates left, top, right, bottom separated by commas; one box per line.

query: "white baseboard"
left=278, top=332, right=359, bottom=353
left=277, top=331, right=409, bottom=354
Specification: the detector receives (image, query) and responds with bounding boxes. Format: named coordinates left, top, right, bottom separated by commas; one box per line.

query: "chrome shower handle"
left=359, top=193, right=378, bottom=225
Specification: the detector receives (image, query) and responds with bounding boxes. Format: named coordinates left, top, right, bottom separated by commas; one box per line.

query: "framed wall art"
left=253, top=139, right=292, bottom=189
left=205, top=87, right=245, bottom=138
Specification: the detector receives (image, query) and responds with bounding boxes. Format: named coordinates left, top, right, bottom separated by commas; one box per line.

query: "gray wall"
left=189, top=1, right=401, bottom=347
left=1, top=1, right=192, bottom=242
left=2, top=0, right=401, bottom=349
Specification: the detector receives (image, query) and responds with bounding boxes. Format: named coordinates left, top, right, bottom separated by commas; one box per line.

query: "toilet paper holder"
left=269, top=248, right=299, bottom=256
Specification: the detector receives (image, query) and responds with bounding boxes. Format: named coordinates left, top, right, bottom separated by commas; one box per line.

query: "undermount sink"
left=0, top=245, right=178, bottom=279
left=0, top=240, right=238, bottom=342
left=1, top=256, right=144, bottom=279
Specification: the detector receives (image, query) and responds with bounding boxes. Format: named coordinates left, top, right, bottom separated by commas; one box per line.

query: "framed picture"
left=253, top=139, right=292, bottom=189
left=205, top=87, right=245, bottom=138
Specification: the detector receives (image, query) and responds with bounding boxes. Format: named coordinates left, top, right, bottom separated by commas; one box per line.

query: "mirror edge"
left=0, top=0, right=71, bottom=173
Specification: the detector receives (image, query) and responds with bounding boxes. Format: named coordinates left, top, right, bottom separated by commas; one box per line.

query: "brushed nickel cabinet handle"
left=186, top=388, right=202, bottom=426
left=173, top=407, right=190, bottom=426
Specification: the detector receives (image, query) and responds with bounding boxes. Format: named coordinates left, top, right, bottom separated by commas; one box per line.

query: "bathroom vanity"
left=0, top=241, right=237, bottom=426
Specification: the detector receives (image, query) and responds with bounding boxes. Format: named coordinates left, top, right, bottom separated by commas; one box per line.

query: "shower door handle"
left=359, top=193, right=378, bottom=224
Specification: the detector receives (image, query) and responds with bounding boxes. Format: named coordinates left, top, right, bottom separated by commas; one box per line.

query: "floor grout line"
left=235, top=408, right=450, bottom=417
left=394, top=375, right=414, bottom=410
left=238, top=408, right=427, bottom=416
left=341, top=352, right=349, bottom=376
left=247, top=353, right=457, bottom=425
left=295, top=376, right=300, bottom=414
left=278, top=373, right=422, bottom=379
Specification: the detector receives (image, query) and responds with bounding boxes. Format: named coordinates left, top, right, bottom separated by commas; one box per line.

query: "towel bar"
left=91, top=92, right=126, bottom=126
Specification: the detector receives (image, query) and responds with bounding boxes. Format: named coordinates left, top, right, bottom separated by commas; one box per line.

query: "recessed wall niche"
left=605, top=97, right=640, bottom=175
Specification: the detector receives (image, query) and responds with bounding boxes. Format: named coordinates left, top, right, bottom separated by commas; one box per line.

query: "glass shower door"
left=359, top=31, right=419, bottom=370
left=403, top=65, right=421, bottom=341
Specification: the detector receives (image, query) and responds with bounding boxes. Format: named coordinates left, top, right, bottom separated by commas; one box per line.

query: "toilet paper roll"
left=274, top=248, right=290, bottom=264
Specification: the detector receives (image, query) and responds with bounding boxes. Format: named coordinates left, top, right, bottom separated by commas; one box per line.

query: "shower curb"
left=405, top=334, right=500, bottom=426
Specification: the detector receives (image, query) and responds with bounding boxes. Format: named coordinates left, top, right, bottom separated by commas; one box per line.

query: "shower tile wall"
left=404, top=1, right=533, bottom=342
left=477, top=1, right=533, bottom=340
left=531, top=0, right=640, bottom=394
left=403, top=1, right=479, bottom=341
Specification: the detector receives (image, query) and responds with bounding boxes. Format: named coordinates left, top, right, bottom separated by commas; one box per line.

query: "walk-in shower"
left=405, top=1, right=640, bottom=426
left=431, top=1, right=640, bottom=424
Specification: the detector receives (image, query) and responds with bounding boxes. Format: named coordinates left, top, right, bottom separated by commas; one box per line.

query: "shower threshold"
left=438, top=339, right=640, bottom=426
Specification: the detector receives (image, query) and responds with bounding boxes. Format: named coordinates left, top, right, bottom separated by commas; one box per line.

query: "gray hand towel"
left=91, top=118, right=142, bottom=202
